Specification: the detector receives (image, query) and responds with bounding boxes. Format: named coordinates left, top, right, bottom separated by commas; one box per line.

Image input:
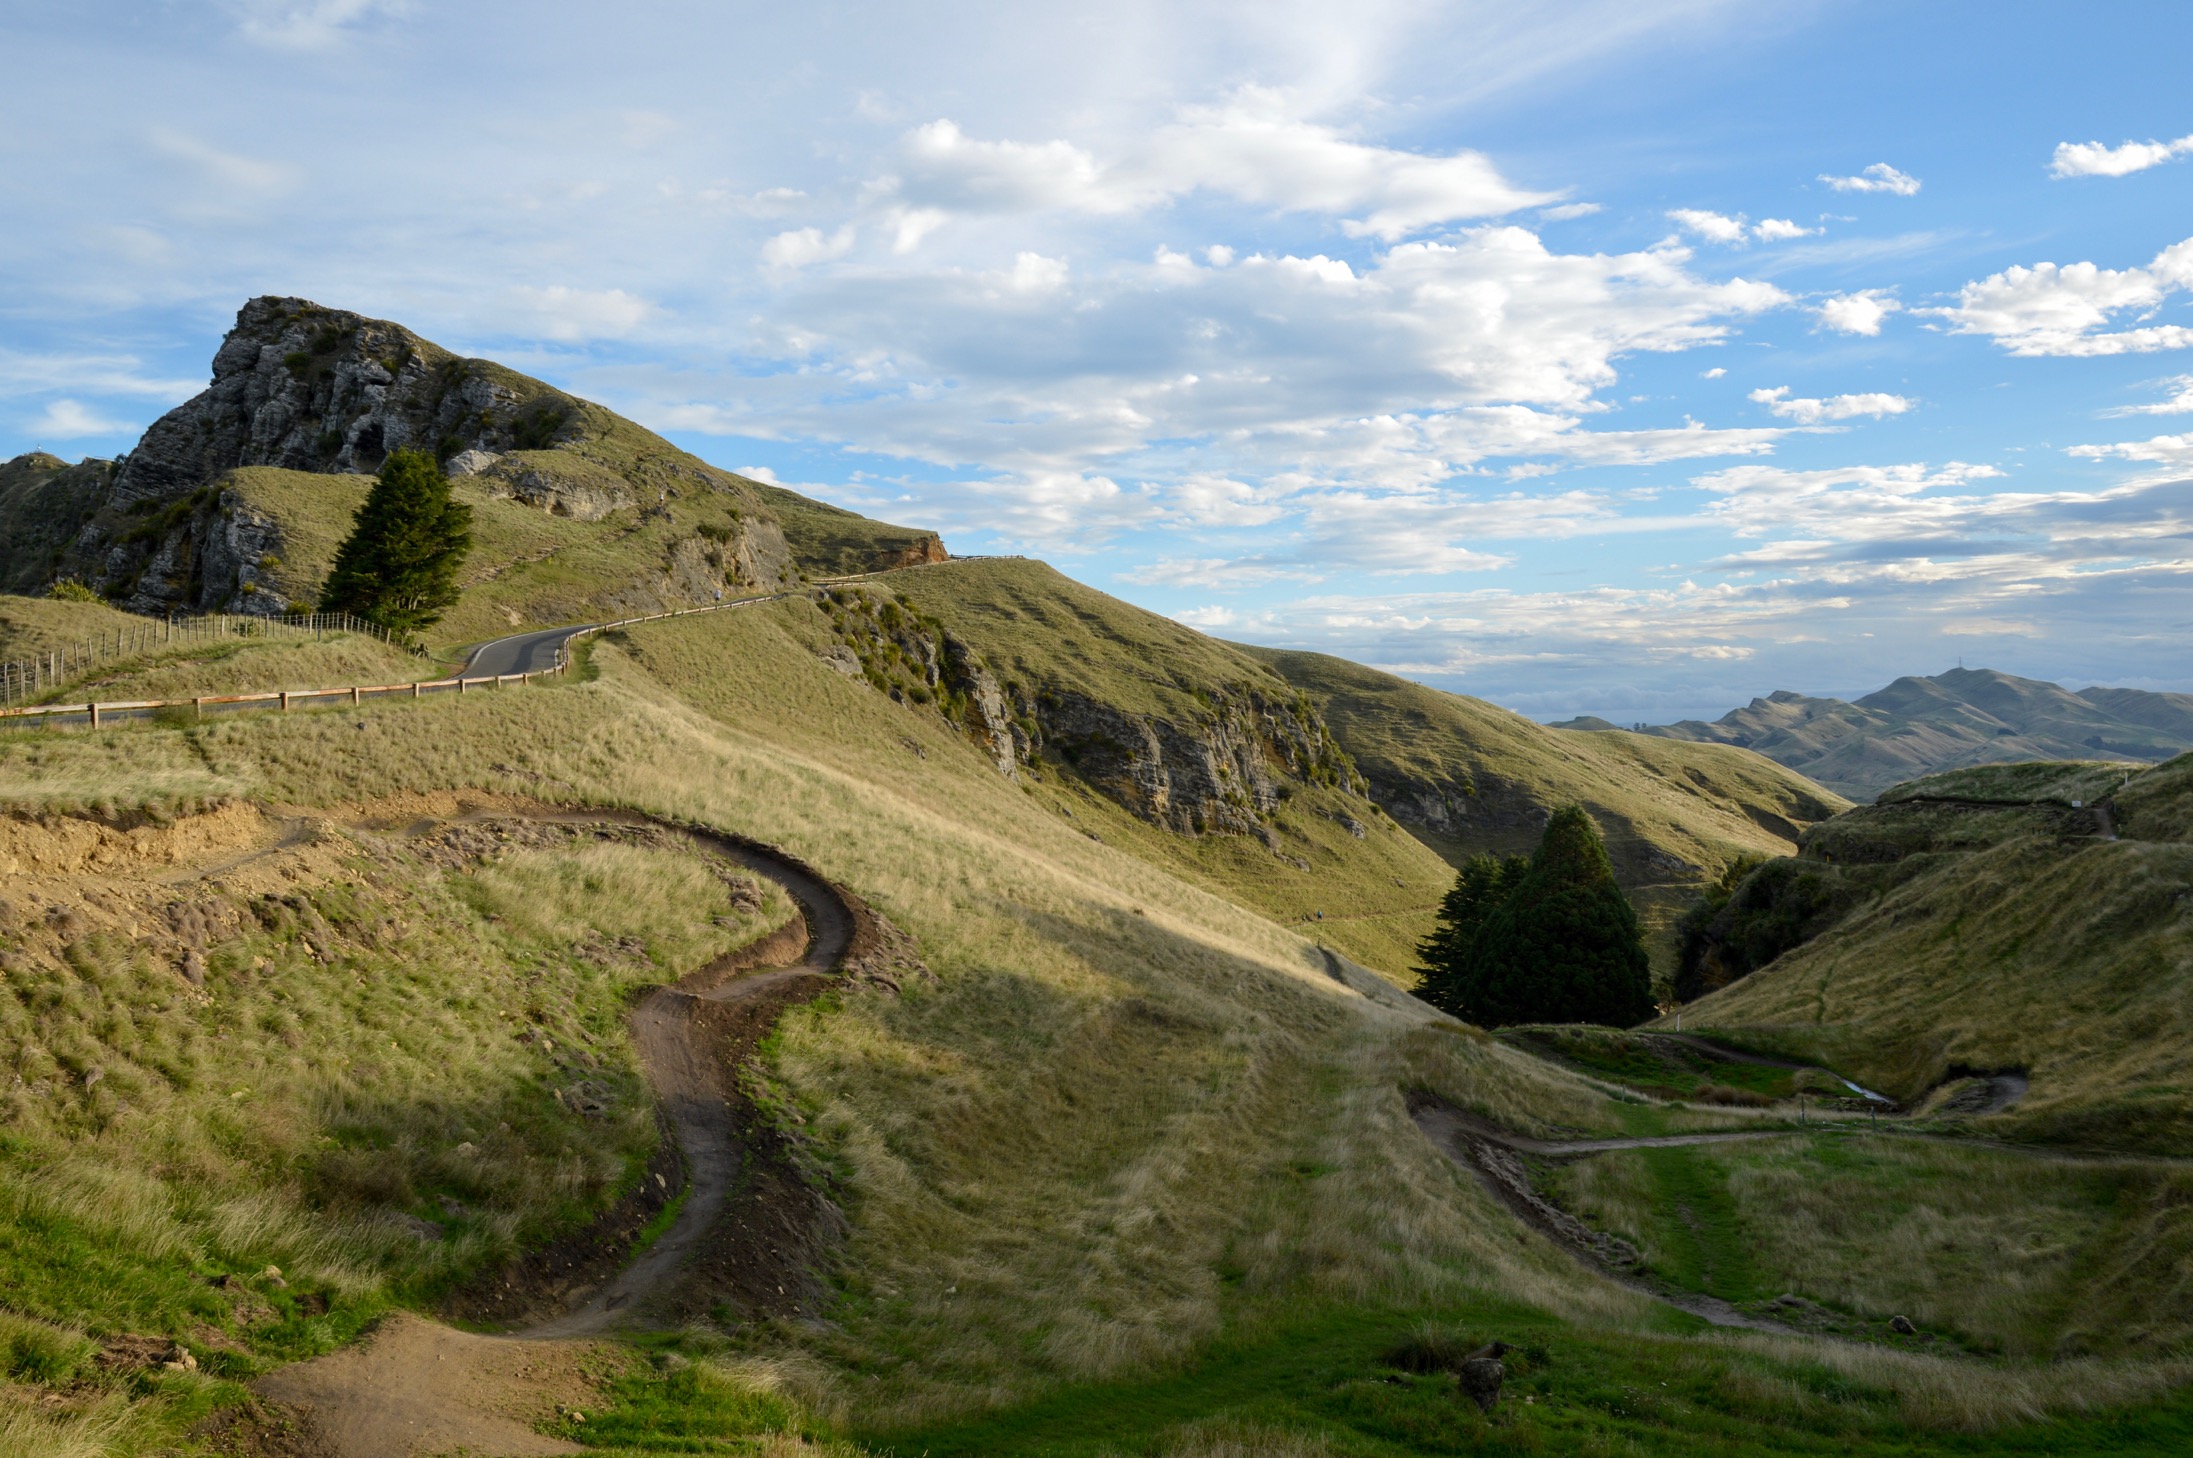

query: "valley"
left=0, top=301, right=2188, bottom=1457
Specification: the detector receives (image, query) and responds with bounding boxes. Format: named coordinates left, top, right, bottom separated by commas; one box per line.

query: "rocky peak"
left=109, top=296, right=575, bottom=509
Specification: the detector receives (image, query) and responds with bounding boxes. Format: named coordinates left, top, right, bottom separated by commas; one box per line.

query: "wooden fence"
left=0, top=569, right=923, bottom=731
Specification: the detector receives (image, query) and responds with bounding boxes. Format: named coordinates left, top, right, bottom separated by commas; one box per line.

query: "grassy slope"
left=1549, top=1134, right=2193, bottom=1361
left=1668, top=758, right=2193, bottom=1152
left=1, top=609, right=2189, bottom=1452
left=1240, top=645, right=1849, bottom=970
left=0, top=593, right=422, bottom=707
left=0, top=794, right=790, bottom=1451
left=0, top=595, right=165, bottom=660
left=884, top=560, right=1455, bottom=974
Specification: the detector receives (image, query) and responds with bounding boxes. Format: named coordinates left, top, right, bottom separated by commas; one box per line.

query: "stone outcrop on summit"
left=0, top=297, right=943, bottom=619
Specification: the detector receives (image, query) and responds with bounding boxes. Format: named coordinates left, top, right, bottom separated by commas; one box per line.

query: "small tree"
left=320, top=449, right=472, bottom=640
left=1419, top=807, right=1655, bottom=1028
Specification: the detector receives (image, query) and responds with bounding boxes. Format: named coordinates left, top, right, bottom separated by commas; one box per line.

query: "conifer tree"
left=1419, top=807, right=1655, bottom=1028
left=1415, top=852, right=1525, bottom=1018
left=320, top=448, right=472, bottom=640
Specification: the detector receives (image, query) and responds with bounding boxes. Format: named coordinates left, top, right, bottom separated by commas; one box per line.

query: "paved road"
left=461, top=622, right=604, bottom=676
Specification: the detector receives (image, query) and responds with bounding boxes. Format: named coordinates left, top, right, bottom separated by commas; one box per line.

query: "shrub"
left=48, top=579, right=100, bottom=603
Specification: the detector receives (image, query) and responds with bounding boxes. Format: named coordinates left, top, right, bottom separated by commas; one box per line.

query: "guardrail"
left=0, top=557, right=970, bottom=733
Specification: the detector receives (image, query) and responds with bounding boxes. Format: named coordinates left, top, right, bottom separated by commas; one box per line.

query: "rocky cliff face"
left=808, top=585, right=1364, bottom=835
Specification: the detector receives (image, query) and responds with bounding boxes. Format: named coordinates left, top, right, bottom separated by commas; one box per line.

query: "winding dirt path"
left=247, top=812, right=865, bottom=1458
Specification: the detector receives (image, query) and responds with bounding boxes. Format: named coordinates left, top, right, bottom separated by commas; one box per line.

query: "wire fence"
left=0, top=610, right=401, bottom=707
left=0, top=557, right=965, bottom=731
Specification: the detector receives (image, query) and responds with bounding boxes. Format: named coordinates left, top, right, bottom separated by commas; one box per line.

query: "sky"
left=4, top=1, right=2191, bottom=722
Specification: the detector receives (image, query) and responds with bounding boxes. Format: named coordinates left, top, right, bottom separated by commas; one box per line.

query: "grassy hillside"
left=1667, top=757, right=2193, bottom=1151
left=4, top=601, right=2186, bottom=1453
left=1240, top=645, right=1848, bottom=973
left=0, top=592, right=421, bottom=712
left=0, top=594, right=166, bottom=660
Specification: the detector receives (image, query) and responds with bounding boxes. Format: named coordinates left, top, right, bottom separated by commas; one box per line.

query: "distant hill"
left=0, top=296, right=944, bottom=644
left=1559, top=668, right=2193, bottom=799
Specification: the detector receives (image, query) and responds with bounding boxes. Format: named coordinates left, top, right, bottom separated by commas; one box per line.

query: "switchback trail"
left=249, top=808, right=876, bottom=1458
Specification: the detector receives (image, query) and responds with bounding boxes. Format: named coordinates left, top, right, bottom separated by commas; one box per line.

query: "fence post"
left=412, top=683, right=420, bottom=698
left=88, top=703, right=99, bottom=729
left=280, top=691, right=291, bottom=712
left=194, top=697, right=203, bottom=719
left=351, top=686, right=361, bottom=706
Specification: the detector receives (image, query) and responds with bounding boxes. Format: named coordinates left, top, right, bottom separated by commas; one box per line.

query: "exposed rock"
left=445, top=449, right=501, bottom=476
left=1890, top=1314, right=1917, bottom=1335
left=1458, top=1343, right=1509, bottom=1414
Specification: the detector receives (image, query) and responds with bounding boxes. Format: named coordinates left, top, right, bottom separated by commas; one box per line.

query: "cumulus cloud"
left=1669, top=208, right=1748, bottom=245
left=1815, top=290, right=1901, bottom=336
left=1751, top=218, right=1818, bottom=241
left=2103, top=375, right=2193, bottom=417
left=2067, top=433, right=2193, bottom=468
left=1748, top=386, right=1913, bottom=423
left=1932, top=236, right=2193, bottom=356
left=504, top=285, right=653, bottom=340
left=762, top=225, right=857, bottom=268
left=883, top=93, right=1559, bottom=244
left=23, top=399, right=136, bottom=439
left=1668, top=210, right=1819, bottom=245
left=1818, top=163, right=1921, bottom=195
left=2049, top=134, right=2193, bottom=179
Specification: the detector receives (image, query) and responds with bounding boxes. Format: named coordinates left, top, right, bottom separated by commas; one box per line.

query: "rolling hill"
left=1566, top=668, right=2193, bottom=800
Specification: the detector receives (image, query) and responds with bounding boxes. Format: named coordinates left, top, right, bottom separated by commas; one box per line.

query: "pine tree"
left=320, top=449, right=472, bottom=640
left=1415, top=852, right=1525, bottom=1018
left=1420, top=807, right=1656, bottom=1028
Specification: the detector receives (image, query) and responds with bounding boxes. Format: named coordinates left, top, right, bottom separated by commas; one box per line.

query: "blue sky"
left=4, top=1, right=2191, bottom=721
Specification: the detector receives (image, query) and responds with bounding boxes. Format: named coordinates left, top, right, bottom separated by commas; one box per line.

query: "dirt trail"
left=243, top=811, right=860, bottom=1458
left=1411, top=1097, right=1816, bottom=1337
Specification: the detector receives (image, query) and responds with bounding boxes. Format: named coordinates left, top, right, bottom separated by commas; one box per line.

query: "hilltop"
left=0, top=296, right=942, bottom=642
left=1564, top=667, right=2191, bottom=800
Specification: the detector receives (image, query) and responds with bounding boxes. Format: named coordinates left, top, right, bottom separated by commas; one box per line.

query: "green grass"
left=1, top=580, right=2188, bottom=1453
left=572, top=1298, right=2193, bottom=1457
left=1669, top=757, right=2193, bottom=1151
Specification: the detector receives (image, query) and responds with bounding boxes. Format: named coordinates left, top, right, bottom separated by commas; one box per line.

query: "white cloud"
left=2067, top=433, right=2193, bottom=468
left=1669, top=208, right=1748, bottom=245
left=504, top=285, right=653, bottom=340
left=1540, top=202, right=1603, bottom=221
left=2103, top=375, right=2193, bottom=417
left=1752, top=217, right=1818, bottom=241
left=882, top=92, right=1559, bottom=245
left=227, top=1, right=406, bottom=51
left=1175, top=605, right=1241, bottom=628
left=1668, top=210, right=1819, bottom=246
left=1814, top=290, right=1901, bottom=336
left=1818, top=163, right=1921, bottom=195
left=2049, top=135, right=2193, bottom=179
left=1748, top=386, right=1912, bottom=424
left=23, top=399, right=135, bottom=439
left=1701, top=367, right=1727, bottom=379
left=762, top=225, right=857, bottom=268
left=1933, top=235, right=2193, bottom=357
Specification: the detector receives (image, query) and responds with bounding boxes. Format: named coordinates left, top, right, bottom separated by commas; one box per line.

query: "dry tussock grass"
left=0, top=595, right=2185, bottom=1447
